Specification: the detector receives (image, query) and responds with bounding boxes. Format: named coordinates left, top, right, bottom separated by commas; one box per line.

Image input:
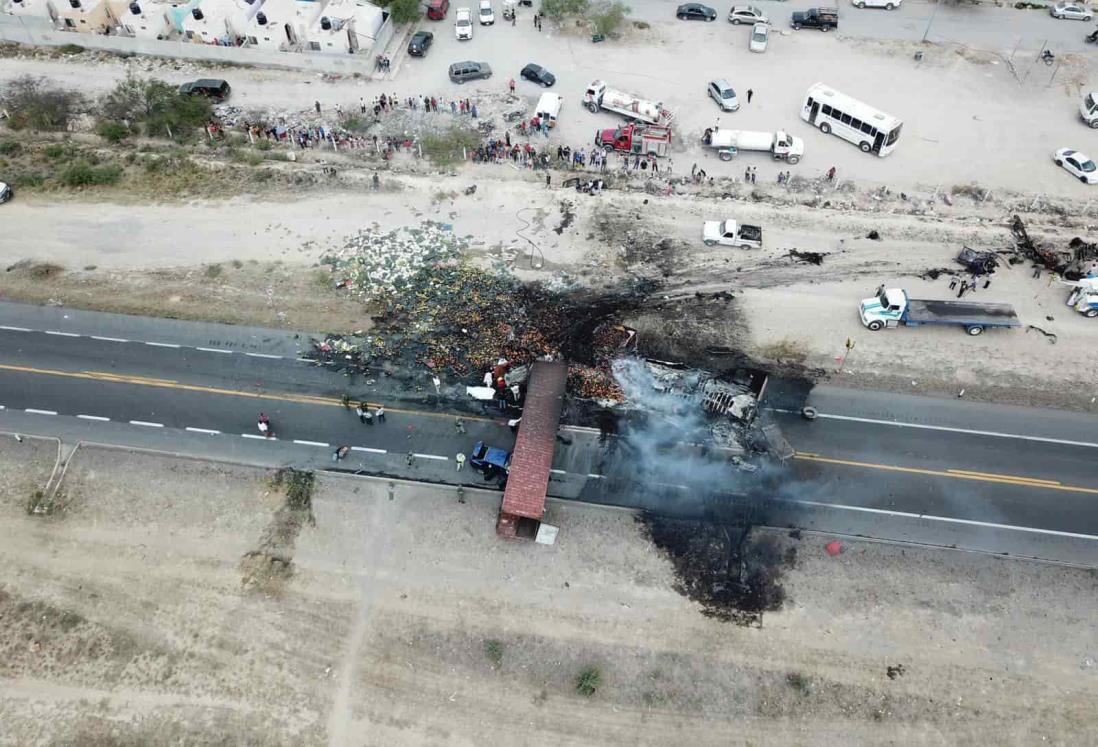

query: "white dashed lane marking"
left=129, top=420, right=164, bottom=428
left=25, top=409, right=57, bottom=416
left=77, top=415, right=111, bottom=422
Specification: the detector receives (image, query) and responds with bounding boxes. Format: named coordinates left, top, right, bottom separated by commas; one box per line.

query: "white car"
left=749, top=22, right=769, bottom=52
left=455, top=7, right=473, bottom=39
left=1053, top=148, right=1098, bottom=184
left=1050, top=2, right=1093, bottom=20
left=728, top=4, right=767, bottom=24
left=479, top=0, right=494, bottom=25
left=852, top=0, right=902, bottom=8
left=707, top=79, right=739, bottom=111
left=0, top=181, right=11, bottom=204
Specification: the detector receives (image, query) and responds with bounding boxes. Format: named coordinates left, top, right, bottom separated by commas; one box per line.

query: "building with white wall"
left=301, top=0, right=382, bottom=55
left=53, top=0, right=112, bottom=33
left=107, top=0, right=173, bottom=38
left=241, top=0, right=325, bottom=51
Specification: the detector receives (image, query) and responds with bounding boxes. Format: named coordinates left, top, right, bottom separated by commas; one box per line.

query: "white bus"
left=800, top=83, right=902, bottom=157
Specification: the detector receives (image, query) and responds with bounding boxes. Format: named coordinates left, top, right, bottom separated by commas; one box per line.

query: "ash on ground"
left=640, top=517, right=792, bottom=626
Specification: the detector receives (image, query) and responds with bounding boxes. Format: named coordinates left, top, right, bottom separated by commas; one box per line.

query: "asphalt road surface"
left=631, top=0, right=1097, bottom=53
left=1, top=301, right=1096, bottom=565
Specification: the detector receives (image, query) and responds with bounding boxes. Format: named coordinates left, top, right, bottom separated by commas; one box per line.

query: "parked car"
left=520, top=63, right=556, bottom=87
left=407, top=30, right=434, bottom=56
left=852, top=0, right=902, bottom=8
left=749, top=22, right=770, bottom=52
left=676, top=2, right=717, bottom=20
left=707, top=79, right=739, bottom=111
left=479, top=0, right=495, bottom=24
left=426, top=0, right=450, bottom=19
left=0, top=181, right=12, bottom=204
left=455, top=7, right=473, bottom=39
left=1053, top=148, right=1098, bottom=184
left=728, top=5, right=767, bottom=24
left=469, top=441, right=512, bottom=475
left=791, top=6, right=838, bottom=30
left=449, top=60, right=492, bottom=83
left=1050, top=1, right=1093, bottom=20
left=178, top=79, right=231, bottom=100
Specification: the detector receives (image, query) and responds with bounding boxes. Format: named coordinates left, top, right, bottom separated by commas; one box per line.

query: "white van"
left=455, top=7, right=473, bottom=39
left=535, top=92, right=563, bottom=127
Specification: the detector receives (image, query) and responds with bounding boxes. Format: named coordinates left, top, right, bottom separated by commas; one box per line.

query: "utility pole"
left=921, top=0, right=942, bottom=43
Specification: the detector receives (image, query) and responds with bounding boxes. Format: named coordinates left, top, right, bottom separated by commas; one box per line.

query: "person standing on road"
left=406, top=451, right=415, bottom=467
left=455, top=417, right=466, bottom=435
left=509, top=78, right=516, bottom=94
left=747, top=89, right=754, bottom=104
left=315, top=100, right=321, bottom=114
left=827, top=166, right=837, bottom=182
left=744, top=166, right=750, bottom=182
left=456, top=452, right=466, bottom=471
left=355, top=403, right=365, bottom=422
left=376, top=405, right=386, bottom=422
left=360, top=97, right=366, bottom=114
left=546, top=172, right=551, bottom=188
left=361, top=402, right=374, bottom=425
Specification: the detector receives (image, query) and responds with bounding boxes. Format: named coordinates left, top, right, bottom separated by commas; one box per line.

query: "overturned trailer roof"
left=497, top=361, right=568, bottom=538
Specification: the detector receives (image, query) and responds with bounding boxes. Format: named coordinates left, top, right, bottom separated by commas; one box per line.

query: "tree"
left=98, top=76, right=211, bottom=139
left=375, top=0, right=422, bottom=24
left=0, top=75, right=84, bottom=131
left=540, top=0, right=588, bottom=16
left=589, top=0, right=630, bottom=35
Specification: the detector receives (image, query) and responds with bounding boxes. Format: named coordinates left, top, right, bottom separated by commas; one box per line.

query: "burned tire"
left=966, top=325, right=984, bottom=336
left=859, top=141, right=872, bottom=153
left=801, top=406, right=818, bottom=421
left=820, top=122, right=832, bottom=134
left=867, top=320, right=883, bottom=331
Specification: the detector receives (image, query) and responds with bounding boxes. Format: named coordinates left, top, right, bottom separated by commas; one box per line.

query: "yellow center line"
left=0, top=362, right=492, bottom=422
left=794, top=452, right=1098, bottom=496
left=947, top=469, right=1061, bottom=486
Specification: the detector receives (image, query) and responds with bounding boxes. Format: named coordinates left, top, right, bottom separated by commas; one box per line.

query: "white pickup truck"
left=702, top=127, right=804, bottom=163
left=702, top=220, right=763, bottom=248
left=582, top=80, right=674, bottom=125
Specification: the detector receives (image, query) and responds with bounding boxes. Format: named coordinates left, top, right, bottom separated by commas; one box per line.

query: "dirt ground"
left=4, top=169, right=1097, bottom=407
left=1, top=441, right=1095, bottom=746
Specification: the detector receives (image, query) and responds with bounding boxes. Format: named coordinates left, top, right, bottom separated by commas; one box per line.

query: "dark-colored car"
left=676, top=2, right=717, bottom=20
left=178, top=79, right=231, bottom=100
left=520, top=63, right=556, bottom=87
left=448, top=60, right=492, bottom=84
left=426, top=0, right=450, bottom=19
left=407, top=30, right=434, bottom=56
left=791, top=7, right=838, bottom=30
left=469, top=441, right=512, bottom=476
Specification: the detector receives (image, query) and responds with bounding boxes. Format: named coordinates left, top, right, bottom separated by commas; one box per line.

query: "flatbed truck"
left=859, top=286, right=1020, bottom=336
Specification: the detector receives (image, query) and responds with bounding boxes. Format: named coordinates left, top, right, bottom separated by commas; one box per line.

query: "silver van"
left=449, top=61, right=492, bottom=83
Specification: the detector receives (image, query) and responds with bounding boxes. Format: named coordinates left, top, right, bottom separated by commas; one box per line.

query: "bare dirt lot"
left=1, top=440, right=1095, bottom=746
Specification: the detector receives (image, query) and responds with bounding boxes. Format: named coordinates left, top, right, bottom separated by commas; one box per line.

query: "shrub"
left=0, top=140, right=21, bottom=155
left=60, top=160, right=122, bottom=187
left=420, top=127, right=481, bottom=166
left=96, top=119, right=130, bottom=143
left=576, top=666, right=601, bottom=697
left=0, top=75, right=85, bottom=131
